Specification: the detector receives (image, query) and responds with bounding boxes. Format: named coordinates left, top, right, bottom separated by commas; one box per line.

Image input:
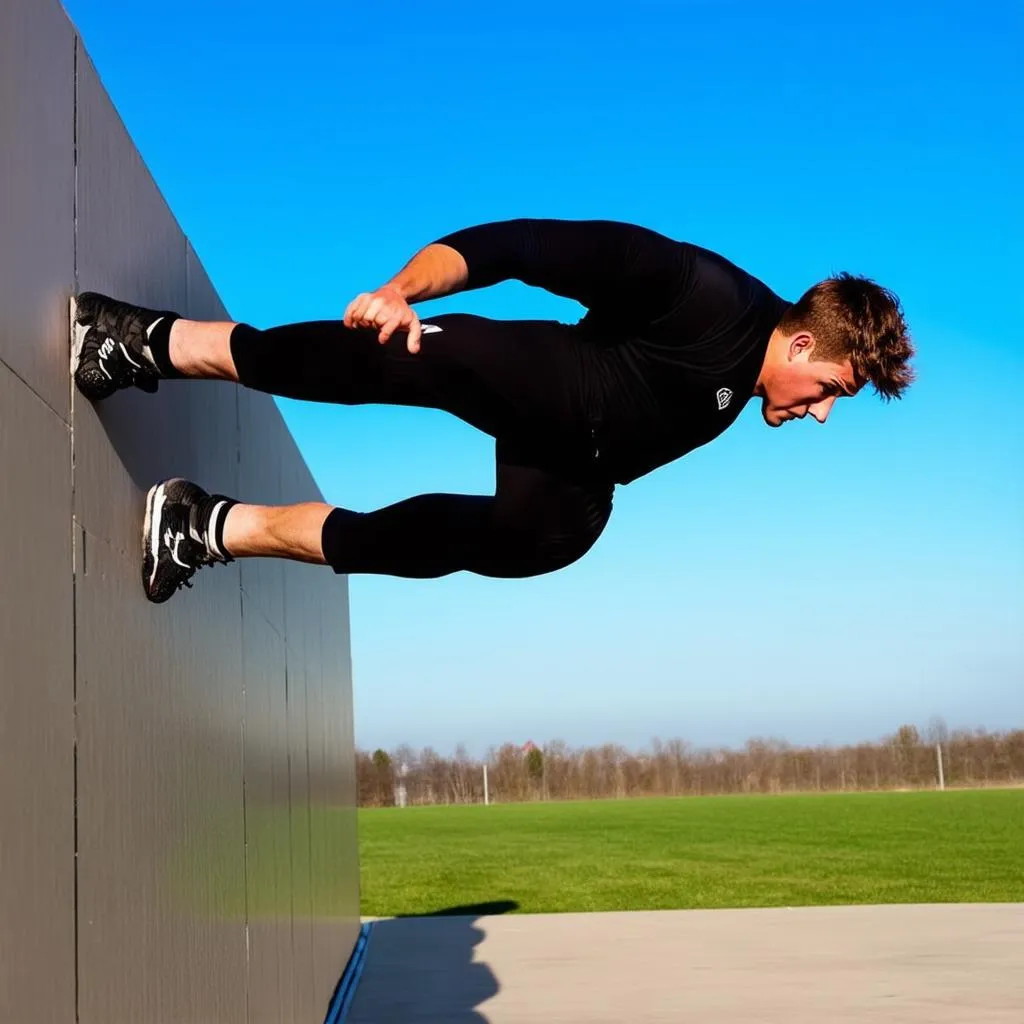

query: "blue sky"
left=66, top=0, right=1022, bottom=754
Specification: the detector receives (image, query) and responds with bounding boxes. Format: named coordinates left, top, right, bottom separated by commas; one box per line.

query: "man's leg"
left=168, top=315, right=611, bottom=579
left=75, top=296, right=613, bottom=596
left=222, top=458, right=612, bottom=579
left=167, top=319, right=238, bottom=381
left=141, top=479, right=332, bottom=603
left=72, top=294, right=230, bottom=396
left=302, top=437, right=613, bottom=580
left=143, top=439, right=613, bottom=601
left=221, top=502, right=331, bottom=564
left=74, top=292, right=596, bottom=438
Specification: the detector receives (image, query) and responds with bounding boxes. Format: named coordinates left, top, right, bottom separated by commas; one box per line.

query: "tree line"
left=356, top=721, right=1024, bottom=808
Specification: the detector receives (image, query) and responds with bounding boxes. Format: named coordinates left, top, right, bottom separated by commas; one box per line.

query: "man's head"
left=756, top=273, right=915, bottom=427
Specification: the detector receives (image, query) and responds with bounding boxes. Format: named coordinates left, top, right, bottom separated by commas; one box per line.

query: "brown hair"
left=777, top=272, right=915, bottom=400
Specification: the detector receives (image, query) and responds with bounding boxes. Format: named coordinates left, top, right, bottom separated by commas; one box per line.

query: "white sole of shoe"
left=69, top=296, right=87, bottom=377
left=143, top=481, right=168, bottom=596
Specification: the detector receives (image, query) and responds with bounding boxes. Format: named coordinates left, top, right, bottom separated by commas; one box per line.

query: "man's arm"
left=432, top=218, right=688, bottom=316
left=383, top=242, right=470, bottom=303
left=345, top=218, right=687, bottom=352
left=344, top=243, right=469, bottom=350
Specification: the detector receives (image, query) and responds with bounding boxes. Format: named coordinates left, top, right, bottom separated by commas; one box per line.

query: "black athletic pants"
left=230, top=315, right=614, bottom=578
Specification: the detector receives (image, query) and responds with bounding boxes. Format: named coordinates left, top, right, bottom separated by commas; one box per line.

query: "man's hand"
left=344, top=285, right=423, bottom=353
left=343, top=242, right=469, bottom=353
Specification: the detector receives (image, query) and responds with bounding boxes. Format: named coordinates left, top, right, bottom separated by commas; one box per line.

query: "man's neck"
left=752, top=329, right=782, bottom=396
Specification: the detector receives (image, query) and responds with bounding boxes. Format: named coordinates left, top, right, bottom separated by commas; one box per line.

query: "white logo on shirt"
left=716, top=387, right=733, bottom=411
left=420, top=324, right=443, bottom=334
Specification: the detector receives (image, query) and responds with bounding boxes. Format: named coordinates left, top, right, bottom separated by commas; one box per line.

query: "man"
left=72, top=218, right=914, bottom=604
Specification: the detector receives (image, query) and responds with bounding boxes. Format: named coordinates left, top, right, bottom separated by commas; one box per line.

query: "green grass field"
left=358, top=789, right=1024, bottom=917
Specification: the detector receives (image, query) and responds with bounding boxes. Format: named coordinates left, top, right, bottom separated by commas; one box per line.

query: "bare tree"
left=352, top=723, right=1024, bottom=807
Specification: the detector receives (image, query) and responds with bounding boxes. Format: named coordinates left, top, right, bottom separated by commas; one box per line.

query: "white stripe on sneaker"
left=206, top=500, right=228, bottom=560
left=167, top=529, right=189, bottom=569
left=70, top=298, right=88, bottom=375
left=148, top=485, right=167, bottom=590
left=119, top=341, right=142, bottom=369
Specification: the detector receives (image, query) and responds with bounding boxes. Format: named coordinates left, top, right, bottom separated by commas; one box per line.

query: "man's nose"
left=809, top=396, right=837, bottom=424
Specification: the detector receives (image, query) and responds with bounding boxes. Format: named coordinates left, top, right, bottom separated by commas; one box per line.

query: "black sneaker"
left=142, top=478, right=235, bottom=604
left=72, top=291, right=171, bottom=400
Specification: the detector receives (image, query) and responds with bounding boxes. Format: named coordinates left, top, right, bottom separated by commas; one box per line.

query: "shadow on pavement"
left=348, top=901, right=519, bottom=1023
left=398, top=900, right=520, bottom=918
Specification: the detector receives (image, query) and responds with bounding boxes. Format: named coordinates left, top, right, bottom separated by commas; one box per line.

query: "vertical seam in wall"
left=285, top=659, right=298, bottom=1011
left=303, top=658, right=315, bottom=968
left=239, top=586, right=251, bottom=1024
left=235, top=386, right=252, bottom=1024
left=71, top=33, right=82, bottom=1024
left=340, top=604, right=359, bottom=912
left=318, top=615, right=328, bottom=927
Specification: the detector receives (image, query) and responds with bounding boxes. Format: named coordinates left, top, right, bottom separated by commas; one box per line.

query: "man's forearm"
left=384, top=243, right=469, bottom=303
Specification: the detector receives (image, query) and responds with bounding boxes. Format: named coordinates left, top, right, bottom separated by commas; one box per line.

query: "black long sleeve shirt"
left=434, top=219, right=791, bottom=483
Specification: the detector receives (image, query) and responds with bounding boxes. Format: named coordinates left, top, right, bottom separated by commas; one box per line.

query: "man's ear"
left=788, top=331, right=815, bottom=361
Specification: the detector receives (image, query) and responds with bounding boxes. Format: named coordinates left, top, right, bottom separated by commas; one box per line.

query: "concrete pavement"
left=347, top=903, right=1023, bottom=1022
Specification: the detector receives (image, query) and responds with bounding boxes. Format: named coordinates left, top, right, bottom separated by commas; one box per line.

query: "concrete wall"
left=0, top=1, right=359, bottom=1020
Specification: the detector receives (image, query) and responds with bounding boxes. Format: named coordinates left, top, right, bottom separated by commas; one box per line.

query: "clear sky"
left=66, top=0, right=1022, bottom=754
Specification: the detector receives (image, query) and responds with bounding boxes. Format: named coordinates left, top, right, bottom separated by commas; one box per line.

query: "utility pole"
left=483, top=764, right=490, bottom=806
left=396, top=762, right=409, bottom=808
left=936, top=744, right=945, bottom=791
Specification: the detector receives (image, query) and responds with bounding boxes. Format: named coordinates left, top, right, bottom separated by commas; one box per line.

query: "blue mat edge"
left=324, top=921, right=374, bottom=1024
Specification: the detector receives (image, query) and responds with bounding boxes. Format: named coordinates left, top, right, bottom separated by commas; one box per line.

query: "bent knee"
left=529, top=527, right=604, bottom=576
left=484, top=499, right=612, bottom=579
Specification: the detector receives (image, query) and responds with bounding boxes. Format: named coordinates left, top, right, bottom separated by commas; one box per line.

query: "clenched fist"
left=344, top=285, right=423, bottom=353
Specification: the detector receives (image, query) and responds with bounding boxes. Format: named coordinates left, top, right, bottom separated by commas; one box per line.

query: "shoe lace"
left=174, top=551, right=230, bottom=593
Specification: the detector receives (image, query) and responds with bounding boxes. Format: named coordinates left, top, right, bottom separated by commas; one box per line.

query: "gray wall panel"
left=0, top=0, right=75, bottom=419
left=309, top=624, right=335, bottom=1006
left=322, top=564, right=359, bottom=922
left=0, top=367, right=75, bottom=1024
left=286, top=634, right=318, bottom=1023
left=297, top=533, right=356, bottom=1007
left=302, top=586, right=337, bottom=1010
left=73, top=40, right=252, bottom=1023
left=1, top=1, right=359, bottom=1020
left=75, top=47, right=190, bottom=311
left=74, top=45, right=190, bottom=552
left=238, top=386, right=287, bottom=631
left=286, top=526, right=359, bottom=1009
left=282, top=449, right=329, bottom=1017
left=187, top=242, right=231, bottom=322
left=74, top=532, right=248, bottom=1024
left=241, top=600, right=295, bottom=1024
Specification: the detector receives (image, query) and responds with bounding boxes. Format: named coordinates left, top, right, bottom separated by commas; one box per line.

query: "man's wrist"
left=380, top=280, right=412, bottom=301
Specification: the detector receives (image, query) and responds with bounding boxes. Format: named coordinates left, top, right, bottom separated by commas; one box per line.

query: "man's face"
left=760, top=333, right=861, bottom=427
